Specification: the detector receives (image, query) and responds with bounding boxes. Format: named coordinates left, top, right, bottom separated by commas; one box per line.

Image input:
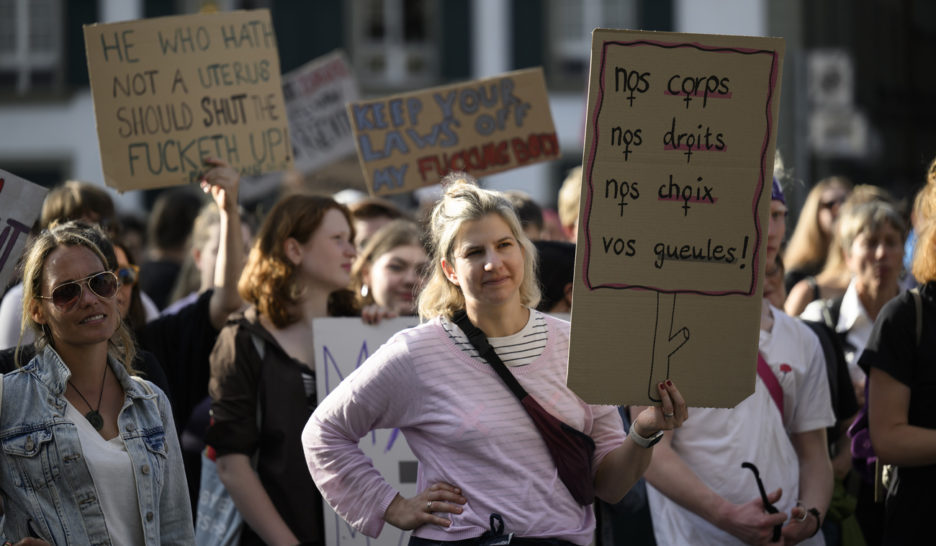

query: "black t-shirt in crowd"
left=857, top=281, right=936, bottom=545
left=139, top=259, right=182, bottom=310
left=137, top=288, right=219, bottom=433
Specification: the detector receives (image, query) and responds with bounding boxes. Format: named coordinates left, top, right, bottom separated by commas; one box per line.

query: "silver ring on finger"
left=663, top=412, right=675, bottom=418
left=427, top=501, right=433, bottom=511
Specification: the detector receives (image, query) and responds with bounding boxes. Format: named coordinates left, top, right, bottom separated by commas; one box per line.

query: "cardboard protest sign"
left=349, top=68, right=559, bottom=196
left=568, top=30, right=784, bottom=408
left=314, top=317, right=419, bottom=545
left=283, top=51, right=358, bottom=173
left=0, top=170, right=48, bottom=290
left=84, top=10, right=292, bottom=192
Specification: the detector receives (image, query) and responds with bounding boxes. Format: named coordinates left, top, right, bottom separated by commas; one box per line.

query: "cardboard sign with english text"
left=349, top=68, right=559, bottom=196
left=84, top=10, right=292, bottom=191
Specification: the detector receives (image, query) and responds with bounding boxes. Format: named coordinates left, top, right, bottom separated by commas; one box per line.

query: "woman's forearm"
left=216, top=454, right=299, bottom=546
left=869, top=368, right=936, bottom=466
left=593, top=432, right=653, bottom=503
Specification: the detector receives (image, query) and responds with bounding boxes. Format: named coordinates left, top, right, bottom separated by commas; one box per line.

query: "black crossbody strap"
left=451, top=310, right=529, bottom=400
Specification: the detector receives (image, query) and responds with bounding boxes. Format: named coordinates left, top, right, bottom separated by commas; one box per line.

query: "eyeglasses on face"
left=36, top=271, right=120, bottom=310
left=117, top=264, right=140, bottom=287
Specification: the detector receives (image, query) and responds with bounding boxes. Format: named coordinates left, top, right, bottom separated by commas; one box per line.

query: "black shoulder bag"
left=451, top=310, right=596, bottom=506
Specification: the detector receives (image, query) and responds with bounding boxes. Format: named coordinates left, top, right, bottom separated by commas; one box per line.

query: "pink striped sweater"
left=302, top=313, right=626, bottom=544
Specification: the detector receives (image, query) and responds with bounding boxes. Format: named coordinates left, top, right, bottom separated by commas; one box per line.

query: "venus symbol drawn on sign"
left=572, top=34, right=782, bottom=408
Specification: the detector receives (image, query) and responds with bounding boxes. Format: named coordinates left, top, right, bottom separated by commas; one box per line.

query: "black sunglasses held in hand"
left=741, top=461, right=782, bottom=542
left=36, top=271, right=120, bottom=310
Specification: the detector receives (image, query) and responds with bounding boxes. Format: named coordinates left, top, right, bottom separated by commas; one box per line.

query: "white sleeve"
left=798, top=299, right=824, bottom=323
left=789, top=321, right=836, bottom=434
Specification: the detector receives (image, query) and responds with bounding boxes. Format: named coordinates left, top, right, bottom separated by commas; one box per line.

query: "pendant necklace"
left=68, top=364, right=108, bottom=431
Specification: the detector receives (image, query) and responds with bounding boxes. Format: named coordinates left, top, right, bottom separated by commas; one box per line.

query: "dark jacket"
left=206, top=307, right=323, bottom=546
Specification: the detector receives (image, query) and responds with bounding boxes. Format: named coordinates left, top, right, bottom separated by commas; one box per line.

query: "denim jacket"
left=0, top=346, right=194, bottom=545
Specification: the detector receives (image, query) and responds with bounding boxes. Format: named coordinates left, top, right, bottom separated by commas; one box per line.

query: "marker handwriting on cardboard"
left=569, top=31, right=784, bottom=407
left=613, top=66, right=650, bottom=106
left=662, top=117, right=726, bottom=163
left=664, top=73, right=732, bottom=108
left=85, top=11, right=292, bottom=191
left=348, top=68, right=558, bottom=196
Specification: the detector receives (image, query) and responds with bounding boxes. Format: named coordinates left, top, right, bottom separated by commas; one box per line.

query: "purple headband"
left=771, top=176, right=785, bottom=204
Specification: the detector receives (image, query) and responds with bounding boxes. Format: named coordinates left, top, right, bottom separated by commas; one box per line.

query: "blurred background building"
left=1, top=0, right=934, bottom=222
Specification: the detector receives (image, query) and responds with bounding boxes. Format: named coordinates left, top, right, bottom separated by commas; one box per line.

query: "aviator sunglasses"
left=36, top=271, right=120, bottom=310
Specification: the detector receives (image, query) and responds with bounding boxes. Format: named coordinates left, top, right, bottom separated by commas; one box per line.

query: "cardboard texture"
left=568, top=29, right=785, bottom=408
left=84, top=10, right=292, bottom=192
left=0, top=170, right=48, bottom=290
left=348, top=68, right=559, bottom=196
left=283, top=50, right=358, bottom=173
left=313, top=317, right=419, bottom=545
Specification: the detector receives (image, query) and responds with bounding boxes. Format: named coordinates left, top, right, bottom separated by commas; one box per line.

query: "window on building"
left=547, top=0, right=636, bottom=89
left=0, top=0, right=63, bottom=95
left=176, top=0, right=245, bottom=15
left=351, top=0, right=439, bottom=91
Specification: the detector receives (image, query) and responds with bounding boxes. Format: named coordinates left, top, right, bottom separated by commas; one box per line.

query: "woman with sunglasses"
left=0, top=232, right=170, bottom=398
left=0, top=221, right=192, bottom=545
left=783, top=176, right=852, bottom=296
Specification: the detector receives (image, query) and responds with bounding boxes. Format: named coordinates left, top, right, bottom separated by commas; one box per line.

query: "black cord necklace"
left=68, top=364, right=107, bottom=431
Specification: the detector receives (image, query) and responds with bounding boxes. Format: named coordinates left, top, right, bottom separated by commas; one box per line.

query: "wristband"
left=629, top=426, right=664, bottom=448
left=807, top=508, right=822, bottom=537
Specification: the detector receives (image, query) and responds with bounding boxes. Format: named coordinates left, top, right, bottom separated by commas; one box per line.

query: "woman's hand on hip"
left=384, top=482, right=467, bottom=530
left=633, top=380, right=689, bottom=437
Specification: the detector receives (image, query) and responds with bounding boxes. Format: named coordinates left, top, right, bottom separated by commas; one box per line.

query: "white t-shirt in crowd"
left=647, top=305, right=835, bottom=546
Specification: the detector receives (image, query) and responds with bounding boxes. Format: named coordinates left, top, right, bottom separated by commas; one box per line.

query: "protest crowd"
left=1, top=11, right=935, bottom=546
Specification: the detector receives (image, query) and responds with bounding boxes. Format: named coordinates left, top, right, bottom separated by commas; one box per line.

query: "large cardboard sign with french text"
left=0, top=170, right=47, bottom=290
left=314, top=317, right=419, bottom=546
left=349, top=68, right=559, bottom=196
left=283, top=51, right=358, bottom=173
left=568, top=30, right=784, bottom=408
left=84, top=10, right=292, bottom=192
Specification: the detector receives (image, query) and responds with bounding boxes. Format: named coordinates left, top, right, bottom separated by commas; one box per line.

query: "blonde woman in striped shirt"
left=304, top=173, right=686, bottom=546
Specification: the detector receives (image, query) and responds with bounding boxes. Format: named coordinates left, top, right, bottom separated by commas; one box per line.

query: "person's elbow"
left=595, top=483, right=629, bottom=505
left=593, top=445, right=651, bottom=504
left=215, top=453, right=250, bottom=485
left=869, top=425, right=901, bottom=464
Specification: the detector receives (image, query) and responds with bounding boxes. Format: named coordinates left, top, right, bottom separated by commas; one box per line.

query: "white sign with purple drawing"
left=313, top=316, right=420, bottom=546
left=0, top=170, right=48, bottom=291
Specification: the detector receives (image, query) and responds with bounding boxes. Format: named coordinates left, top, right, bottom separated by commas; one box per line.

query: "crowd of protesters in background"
left=0, top=151, right=933, bottom=545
